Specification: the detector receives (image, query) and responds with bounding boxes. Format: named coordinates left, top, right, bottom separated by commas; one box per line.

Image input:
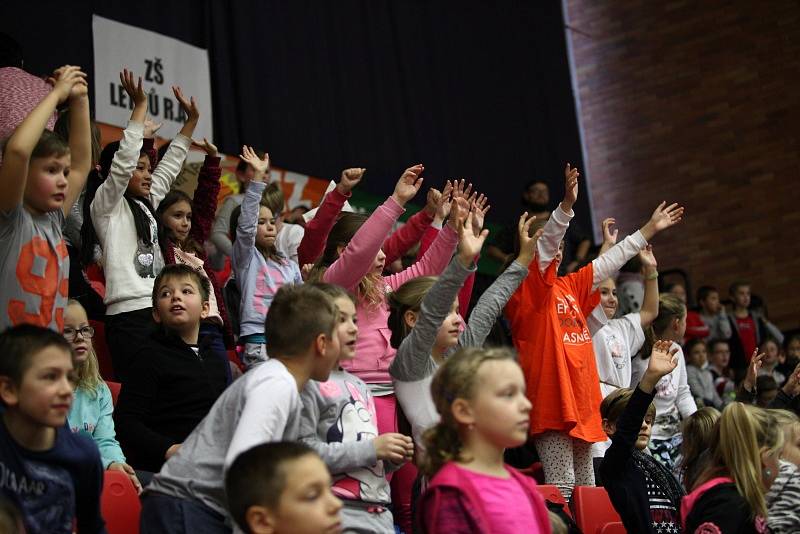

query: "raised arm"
left=382, top=184, right=445, bottom=264
left=323, top=165, right=423, bottom=290
left=232, top=148, right=270, bottom=272
left=537, top=163, right=579, bottom=272
left=598, top=218, right=618, bottom=256
left=638, top=246, right=659, bottom=328
left=0, top=66, right=86, bottom=212
left=460, top=213, right=536, bottom=348
left=390, top=211, right=485, bottom=382
left=63, top=75, right=91, bottom=215
left=188, top=139, right=222, bottom=246
left=297, top=168, right=364, bottom=265
left=149, top=86, right=197, bottom=205
left=90, top=70, right=147, bottom=229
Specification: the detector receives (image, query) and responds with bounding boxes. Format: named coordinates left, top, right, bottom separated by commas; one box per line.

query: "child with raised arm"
left=630, top=294, right=698, bottom=471
left=157, top=138, right=233, bottom=367
left=226, top=442, right=344, bottom=534
left=141, top=284, right=342, bottom=533
left=599, top=340, right=686, bottom=534
left=0, top=325, right=105, bottom=534
left=299, top=283, right=414, bottom=533
left=389, top=210, right=536, bottom=450
left=505, top=163, right=684, bottom=499
left=231, top=146, right=302, bottom=368
left=0, top=65, right=90, bottom=332
left=418, top=347, right=552, bottom=533
left=84, top=68, right=200, bottom=381
left=64, top=299, right=142, bottom=492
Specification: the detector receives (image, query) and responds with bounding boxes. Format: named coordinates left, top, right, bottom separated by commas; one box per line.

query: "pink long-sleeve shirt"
left=323, top=197, right=458, bottom=385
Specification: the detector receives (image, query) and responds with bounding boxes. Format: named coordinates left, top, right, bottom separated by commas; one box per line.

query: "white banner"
left=92, top=15, right=213, bottom=141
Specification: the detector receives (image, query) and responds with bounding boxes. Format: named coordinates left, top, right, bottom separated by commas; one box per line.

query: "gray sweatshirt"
left=390, top=257, right=528, bottom=446
left=146, top=359, right=302, bottom=518
left=299, top=370, right=393, bottom=505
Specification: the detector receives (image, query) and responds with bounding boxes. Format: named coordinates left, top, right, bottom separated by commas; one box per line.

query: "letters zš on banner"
left=92, top=15, right=213, bottom=141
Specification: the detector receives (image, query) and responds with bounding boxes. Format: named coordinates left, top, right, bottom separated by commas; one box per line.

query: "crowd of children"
left=1, top=55, right=799, bottom=534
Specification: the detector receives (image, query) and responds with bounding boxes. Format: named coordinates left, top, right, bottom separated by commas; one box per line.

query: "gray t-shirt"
left=146, top=358, right=302, bottom=517
left=0, top=205, right=68, bottom=331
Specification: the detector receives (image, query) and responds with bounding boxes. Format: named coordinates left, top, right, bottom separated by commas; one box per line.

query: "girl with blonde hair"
left=682, top=403, right=783, bottom=533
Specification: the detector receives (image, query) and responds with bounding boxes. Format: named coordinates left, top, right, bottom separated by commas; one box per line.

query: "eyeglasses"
left=63, top=326, right=95, bottom=342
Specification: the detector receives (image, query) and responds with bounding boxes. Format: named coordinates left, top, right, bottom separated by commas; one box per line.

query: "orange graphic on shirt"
left=8, top=236, right=69, bottom=330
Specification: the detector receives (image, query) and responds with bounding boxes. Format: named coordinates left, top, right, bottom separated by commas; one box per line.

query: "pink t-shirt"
left=461, top=468, right=543, bottom=534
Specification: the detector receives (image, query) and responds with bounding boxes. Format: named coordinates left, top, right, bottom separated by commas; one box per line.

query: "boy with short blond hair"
left=141, top=283, right=343, bottom=533
left=0, top=324, right=105, bottom=533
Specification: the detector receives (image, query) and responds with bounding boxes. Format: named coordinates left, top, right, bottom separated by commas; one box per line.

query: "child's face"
left=605, top=410, right=654, bottom=451
left=782, top=424, right=800, bottom=468
left=259, top=454, right=343, bottom=534
left=153, top=275, right=209, bottom=332
left=700, top=291, right=721, bottom=314
left=669, top=284, right=687, bottom=304
left=687, top=343, right=708, bottom=368
left=788, top=338, right=800, bottom=363
left=434, top=299, right=462, bottom=350
left=468, top=359, right=532, bottom=449
left=598, top=279, right=618, bottom=319
left=333, top=297, right=358, bottom=362
left=733, top=285, right=751, bottom=309
left=710, top=343, right=731, bottom=368
left=162, top=200, right=192, bottom=244
left=1, top=346, right=74, bottom=428
left=371, top=249, right=386, bottom=275
left=762, top=341, right=780, bottom=366
left=126, top=155, right=152, bottom=198
left=256, top=206, right=278, bottom=250
left=25, top=154, right=71, bottom=213
left=63, top=303, right=93, bottom=364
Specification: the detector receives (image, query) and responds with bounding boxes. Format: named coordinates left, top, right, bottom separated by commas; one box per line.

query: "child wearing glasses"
left=63, top=299, right=142, bottom=492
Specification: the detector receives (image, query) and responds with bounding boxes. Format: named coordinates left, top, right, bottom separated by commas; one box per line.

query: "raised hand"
left=51, top=66, right=87, bottom=104
left=120, top=68, right=147, bottom=108
left=300, top=263, right=315, bottom=282
left=239, top=145, right=270, bottom=181
left=602, top=218, right=618, bottom=247
left=641, top=201, right=684, bottom=240
left=391, top=164, right=424, bottom=206
left=447, top=195, right=470, bottom=231
left=424, top=187, right=442, bottom=217
left=144, top=117, right=163, bottom=139
left=562, top=163, right=579, bottom=211
left=457, top=211, right=490, bottom=265
left=639, top=244, right=657, bottom=270
left=641, top=340, right=679, bottom=391
left=516, top=212, right=538, bottom=266
left=434, top=180, right=454, bottom=222
left=470, top=193, right=491, bottom=235
left=743, top=349, right=766, bottom=393
left=191, top=137, right=218, bottom=157
left=173, top=86, right=200, bottom=124
left=782, top=362, right=800, bottom=398
left=337, top=167, right=366, bottom=194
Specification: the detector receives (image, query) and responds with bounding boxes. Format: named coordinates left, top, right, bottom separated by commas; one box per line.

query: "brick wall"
left=565, top=0, right=800, bottom=331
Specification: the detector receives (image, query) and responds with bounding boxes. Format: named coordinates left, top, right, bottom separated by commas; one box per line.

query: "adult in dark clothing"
left=487, top=171, right=590, bottom=274
left=599, top=340, right=685, bottom=534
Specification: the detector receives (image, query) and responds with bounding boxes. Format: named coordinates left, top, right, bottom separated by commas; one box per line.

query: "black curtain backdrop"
left=1, top=0, right=590, bottom=230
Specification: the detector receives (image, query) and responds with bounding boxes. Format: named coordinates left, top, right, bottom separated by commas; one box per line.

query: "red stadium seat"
left=599, top=522, right=626, bottom=534
left=89, top=320, right=114, bottom=381
left=106, top=381, right=121, bottom=407
left=571, top=486, right=623, bottom=534
left=101, top=469, right=140, bottom=534
left=535, top=485, right=571, bottom=517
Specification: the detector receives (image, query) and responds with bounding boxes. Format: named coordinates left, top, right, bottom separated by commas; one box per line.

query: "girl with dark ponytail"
left=85, top=68, right=200, bottom=381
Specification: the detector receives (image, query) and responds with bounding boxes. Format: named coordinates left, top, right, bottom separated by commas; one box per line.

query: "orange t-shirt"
left=506, top=260, right=605, bottom=443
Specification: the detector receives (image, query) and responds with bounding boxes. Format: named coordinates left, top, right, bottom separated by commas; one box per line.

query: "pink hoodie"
left=323, top=196, right=458, bottom=384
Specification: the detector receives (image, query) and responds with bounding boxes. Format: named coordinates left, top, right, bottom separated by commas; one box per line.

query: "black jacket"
left=114, top=328, right=228, bottom=472
left=684, top=482, right=761, bottom=534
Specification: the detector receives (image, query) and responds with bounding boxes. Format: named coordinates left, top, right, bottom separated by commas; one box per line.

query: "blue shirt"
left=0, top=414, right=106, bottom=533
left=67, top=383, right=126, bottom=468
